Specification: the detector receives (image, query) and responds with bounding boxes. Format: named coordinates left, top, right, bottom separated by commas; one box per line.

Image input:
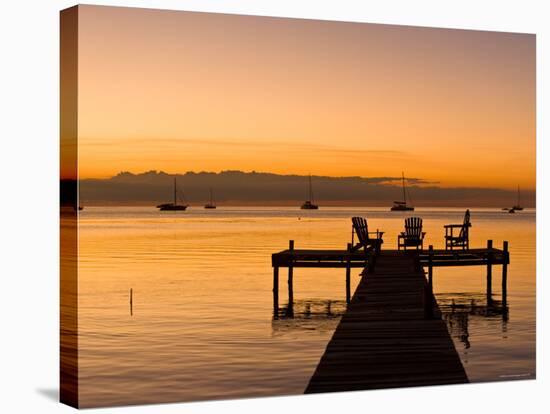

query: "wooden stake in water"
left=130, top=288, right=133, bottom=316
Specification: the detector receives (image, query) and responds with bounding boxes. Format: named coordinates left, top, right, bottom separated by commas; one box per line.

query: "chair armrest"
left=368, top=231, right=384, bottom=237
left=444, top=224, right=464, bottom=228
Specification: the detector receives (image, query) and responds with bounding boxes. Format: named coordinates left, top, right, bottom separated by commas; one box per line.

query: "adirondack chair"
left=350, top=217, right=384, bottom=253
left=398, top=217, right=426, bottom=251
left=444, top=209, right=471, bottom=250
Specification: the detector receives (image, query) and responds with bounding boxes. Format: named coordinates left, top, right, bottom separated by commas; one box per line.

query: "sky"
left=71, top=5, right=535, bottom=190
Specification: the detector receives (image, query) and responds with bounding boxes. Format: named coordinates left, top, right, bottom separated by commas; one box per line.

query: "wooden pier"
left=271, top=240, right=509, bottom=311
left=305, top=252, right=468, bottom=392
left=271, top=239, right=509, bottom=392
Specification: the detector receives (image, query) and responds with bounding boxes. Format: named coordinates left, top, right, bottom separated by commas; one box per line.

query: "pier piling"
left=487, top=239, right=493, bottom=305
left=273, top=266, right=279, bottom=317
left=288, top=240, right=294, bottom=308
left=502, top=241, right=509, bottom=306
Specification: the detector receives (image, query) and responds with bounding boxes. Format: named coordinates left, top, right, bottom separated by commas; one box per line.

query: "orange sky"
left=73, top=5, right=535, bottom=189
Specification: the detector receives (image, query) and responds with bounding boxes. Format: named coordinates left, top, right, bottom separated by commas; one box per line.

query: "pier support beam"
left=486, top=239, right=493, bottom=305
left=502, top=241, right=508, bottom=306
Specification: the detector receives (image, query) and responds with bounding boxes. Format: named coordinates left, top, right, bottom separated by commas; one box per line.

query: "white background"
left=0, top=0, right=547, bottom=412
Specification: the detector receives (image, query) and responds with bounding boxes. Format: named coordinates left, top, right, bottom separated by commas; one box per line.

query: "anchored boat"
left=204, top=188, right=217, bottom=209
left=512, top=186, right=523, bottom=211
left=390, top=172, right=414, bottom=211
left=157, top=177, right=188, bottom=211
left=502, top=185, right=523, bottom=212
left=300, top=175, right=319, bottom=210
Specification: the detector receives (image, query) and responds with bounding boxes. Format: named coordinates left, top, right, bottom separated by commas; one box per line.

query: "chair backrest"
left=459, top=209, right=471, bottom=239
left=352, top=217, right=369, bottom=245
left=404, top=217, right=423, bottom=239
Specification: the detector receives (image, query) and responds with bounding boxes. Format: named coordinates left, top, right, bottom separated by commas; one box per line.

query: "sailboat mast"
left=402, top=172, right=406, bottom=203
left=518, top=185, right=521, bottom=206
left=309, top=175, right=314, bottom=203
left=174, top=177, right=177, bottom=205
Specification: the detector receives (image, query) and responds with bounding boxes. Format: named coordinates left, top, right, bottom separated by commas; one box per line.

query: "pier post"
left=428, top=245, right=434, bottom=287
left=345, top=243, right=351, bottom=304
left=273, top=266, right=279, bottom=317
left=502, top=241, right=508, bottom=306
left=486, top=239, right=493, bottom=305
left=288, top=240, right=294, bottom=308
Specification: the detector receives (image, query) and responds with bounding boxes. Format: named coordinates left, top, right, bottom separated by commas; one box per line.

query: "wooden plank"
left=272, top=248, right=508, bottom=268
left=305, top=252, right=468, bottom=393
left=279, top=262, right=366, bottom=268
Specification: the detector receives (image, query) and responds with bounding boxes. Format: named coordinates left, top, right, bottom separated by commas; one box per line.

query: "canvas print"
left=60, top=5, right=536, bottom=408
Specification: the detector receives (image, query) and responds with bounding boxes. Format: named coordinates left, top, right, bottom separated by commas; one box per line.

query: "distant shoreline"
left=64, top=170, right=536, bottom=208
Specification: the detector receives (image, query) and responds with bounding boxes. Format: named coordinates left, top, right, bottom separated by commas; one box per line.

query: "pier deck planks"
left=305, top=251, right=468, bottom=393
left=272, top=247, right=507, bottom=268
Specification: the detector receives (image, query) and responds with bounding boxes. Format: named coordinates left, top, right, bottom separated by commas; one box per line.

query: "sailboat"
left=300, top=175, right=319, bottom=210
left=390, top=172, right=414, bottom=211
left=204, top=188, right=217, bottom=209
left=512, top=186, right=523, bottom=211
left=502, top=185, right=523, bottom=212
left=157, top=177, right=188, bottom=211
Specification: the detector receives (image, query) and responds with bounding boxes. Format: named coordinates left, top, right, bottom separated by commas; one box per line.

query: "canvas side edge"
left=60, top=4, right=80, bottom=409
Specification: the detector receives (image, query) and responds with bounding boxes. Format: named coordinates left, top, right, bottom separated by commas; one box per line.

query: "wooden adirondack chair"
left=444, top=209, right=471, bottom=250
left=398, top=217, right=426, bottom=251
left=350, top=217, right=384, bottom=253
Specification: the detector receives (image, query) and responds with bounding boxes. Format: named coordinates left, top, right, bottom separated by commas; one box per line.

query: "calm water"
left=76, top=207, right=536, bottom=407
